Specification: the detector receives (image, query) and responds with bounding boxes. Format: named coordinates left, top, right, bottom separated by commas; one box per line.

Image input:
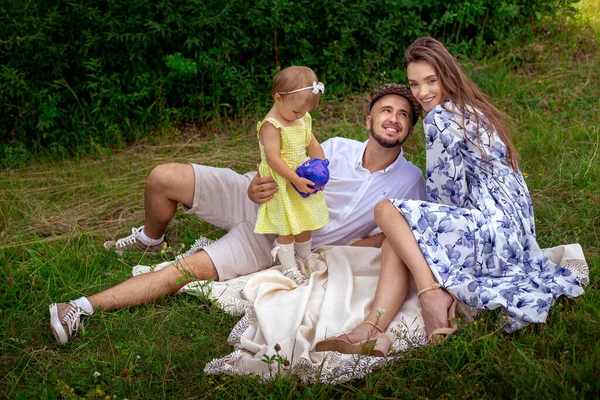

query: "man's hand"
left=248, top=165, right=278, bottom=204
left=350, top=233, right=386, bottom=248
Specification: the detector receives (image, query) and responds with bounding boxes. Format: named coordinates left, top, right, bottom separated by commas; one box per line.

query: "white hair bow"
left=310, top=81, right=325, bottom=94
left=277, top=81, right=325, bottom=95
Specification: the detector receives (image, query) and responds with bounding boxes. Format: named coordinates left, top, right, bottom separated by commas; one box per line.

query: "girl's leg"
left=276, top=234, right=294, bottom=245
left=374, top=200, right=454, bottom=338
left=276, top=234, right=305, bottom=284
left=295, top=231, right=312, bottom=259
left=275, top=234, right=295, bottom=267
left=341, top=239, right=410, bottom=343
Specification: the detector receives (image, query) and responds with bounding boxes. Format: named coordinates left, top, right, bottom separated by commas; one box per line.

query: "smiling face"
left=366, top=94, right=413, bottom=148
left=407, top=60, right=444, bottom=113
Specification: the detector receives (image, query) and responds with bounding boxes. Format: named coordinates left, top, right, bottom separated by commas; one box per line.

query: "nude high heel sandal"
left=314, top=320, right=393, bottom=357
left=417, top=283, right=459, bottom=342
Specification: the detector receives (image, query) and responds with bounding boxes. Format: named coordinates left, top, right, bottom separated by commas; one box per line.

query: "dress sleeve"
left=424, top=108, right=470, bottom=207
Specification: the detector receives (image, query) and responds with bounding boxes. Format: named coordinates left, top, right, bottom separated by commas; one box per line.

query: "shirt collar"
left=357, top=139, right=406, bottom=173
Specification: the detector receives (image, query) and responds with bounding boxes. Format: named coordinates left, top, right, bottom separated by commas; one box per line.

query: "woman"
left=315, top=37, right=584, bottom=355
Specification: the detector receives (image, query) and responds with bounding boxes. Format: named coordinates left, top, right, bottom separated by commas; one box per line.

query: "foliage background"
left=1, top=0, right=599, bottom=398
left=0, top=0, right=578, bottom=166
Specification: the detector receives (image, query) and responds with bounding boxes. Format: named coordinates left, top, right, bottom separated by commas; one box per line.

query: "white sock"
left=70, top=296, right=94, bottom=314
left=295, top=239, right=312, bottom=259
left=138, top=227, right=164, bottom=246
left=276, top=241, right=296, bottom=269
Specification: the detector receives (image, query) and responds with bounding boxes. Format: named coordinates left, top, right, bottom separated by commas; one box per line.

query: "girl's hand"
left=293, top=177, right=317, bottom=194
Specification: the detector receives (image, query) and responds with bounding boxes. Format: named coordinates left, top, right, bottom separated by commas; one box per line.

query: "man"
left=49, top=84, right=426, bottom=344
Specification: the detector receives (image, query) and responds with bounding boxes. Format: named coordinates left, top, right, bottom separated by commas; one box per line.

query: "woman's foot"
left=417, top=283, right=457, bottom=342
left=315, top=321, right=393, bottom=356
left=338, top=321, right=377, bottom=344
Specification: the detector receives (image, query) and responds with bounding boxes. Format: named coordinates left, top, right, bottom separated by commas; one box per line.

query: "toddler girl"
left=254, top=66, right=329, bottom=284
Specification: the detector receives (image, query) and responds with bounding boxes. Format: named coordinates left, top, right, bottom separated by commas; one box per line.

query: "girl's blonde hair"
left=404, top=37, right=518, bottom=170
left=272, top=66, right=322, bottom=111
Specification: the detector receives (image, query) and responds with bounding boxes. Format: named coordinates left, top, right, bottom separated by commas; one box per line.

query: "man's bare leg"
left=104, top=163, right=197, bottom=252
left=88, top=250, right=218, bottom=311
left=50, top=250, right=219, bottom=344
left=142, top=163, right=196, bottom=239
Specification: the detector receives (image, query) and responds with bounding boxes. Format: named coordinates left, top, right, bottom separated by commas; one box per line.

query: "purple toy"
left=292, top=158, right=330, bottom=198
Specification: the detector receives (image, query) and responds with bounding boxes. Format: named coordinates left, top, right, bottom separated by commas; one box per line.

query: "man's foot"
left=49, top=303, right=92, bottom=344
left=104, top=226, right=165, bottom=255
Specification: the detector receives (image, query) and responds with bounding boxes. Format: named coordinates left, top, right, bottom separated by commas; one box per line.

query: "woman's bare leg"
left=374, top=200, right=454, bottom=338
left=343, top=239, right=410, bottom=342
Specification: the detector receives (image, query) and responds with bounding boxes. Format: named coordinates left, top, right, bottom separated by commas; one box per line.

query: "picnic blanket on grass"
left=132, top=239, right=588, bottom=384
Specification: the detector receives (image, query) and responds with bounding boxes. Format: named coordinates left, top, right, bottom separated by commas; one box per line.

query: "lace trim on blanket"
left=135, top=237, right=590, bottom=384
left=562, top=259, right=589, bottom=286
left=204, top=299, right=426, bottom=384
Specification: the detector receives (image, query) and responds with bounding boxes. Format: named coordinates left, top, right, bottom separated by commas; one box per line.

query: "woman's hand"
left=248, top=166, right=278, bottom=204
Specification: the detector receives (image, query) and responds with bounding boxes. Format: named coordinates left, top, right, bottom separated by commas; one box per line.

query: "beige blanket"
left=133, top=241, right=588, bottom=383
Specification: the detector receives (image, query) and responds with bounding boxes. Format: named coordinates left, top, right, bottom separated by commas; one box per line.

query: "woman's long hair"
left=404, top=37, right=518, bottom=170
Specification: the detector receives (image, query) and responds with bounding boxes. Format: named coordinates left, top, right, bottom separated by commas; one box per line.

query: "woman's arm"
left=424, top=110, right=470, bottom=207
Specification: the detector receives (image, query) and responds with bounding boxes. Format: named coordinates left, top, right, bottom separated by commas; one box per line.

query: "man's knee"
left=146, top=163, right=195, bottom=206
left=154, top=252, right=218, bottom=290
left=147, top=163, right=188, bottom=190
left=175, top=250, right=219, bottom=281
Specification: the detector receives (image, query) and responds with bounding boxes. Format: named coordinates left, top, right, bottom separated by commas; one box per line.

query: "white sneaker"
left=49, top=302, right=91, bottom=344
left=104, top=226, right=165, bottom=255
left=281, top=267, right=308, bottom=285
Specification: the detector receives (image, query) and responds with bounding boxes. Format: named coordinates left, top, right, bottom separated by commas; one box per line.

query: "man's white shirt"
left=312, top=137, right=426, bottom=247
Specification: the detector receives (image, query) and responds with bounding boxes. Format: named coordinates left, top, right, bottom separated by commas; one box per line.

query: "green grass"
left=1, top=3, right=600, bottom=399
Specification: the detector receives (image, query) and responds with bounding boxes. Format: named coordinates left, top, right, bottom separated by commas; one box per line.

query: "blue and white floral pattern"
left=391, top=101, right=584, bottom=332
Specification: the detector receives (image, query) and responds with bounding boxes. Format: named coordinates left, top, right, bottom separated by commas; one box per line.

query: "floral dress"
left=390, top=101, right=584, bottom=332
left=255, top=113, right=329, bottom=236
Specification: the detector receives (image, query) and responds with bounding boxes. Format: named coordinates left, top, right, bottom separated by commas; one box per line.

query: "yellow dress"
left=254, top=113, right=329, bottom=235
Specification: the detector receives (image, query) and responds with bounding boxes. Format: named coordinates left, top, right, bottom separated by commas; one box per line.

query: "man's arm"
left=349, top=233, right=386, bottom=248
left=247, top=165, right=278, bottom=204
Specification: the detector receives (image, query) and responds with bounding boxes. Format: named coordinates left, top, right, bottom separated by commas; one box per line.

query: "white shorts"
left=184, top=164, right=276, bottom=281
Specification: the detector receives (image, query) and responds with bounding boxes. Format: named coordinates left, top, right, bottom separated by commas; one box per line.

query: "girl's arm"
left=259, top=122, right=315, bottom=194
left=306, top=134, right=326, bottom=160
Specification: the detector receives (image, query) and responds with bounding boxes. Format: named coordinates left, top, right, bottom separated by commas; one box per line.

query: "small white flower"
left=376, top=307, right=386, bottom=316
left=93, top=371, right=101, bottom=378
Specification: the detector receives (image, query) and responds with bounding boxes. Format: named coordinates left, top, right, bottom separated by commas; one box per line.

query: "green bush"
left=0, top=0, right=578, bottom=165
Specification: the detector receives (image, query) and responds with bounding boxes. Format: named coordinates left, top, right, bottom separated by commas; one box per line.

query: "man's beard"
left=370, top=126, right=407, bottom=148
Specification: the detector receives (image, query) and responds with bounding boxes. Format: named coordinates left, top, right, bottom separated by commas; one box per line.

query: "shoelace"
left=115, top=227, right=142, bottom=248
left=281, top=267, right=306, bottom=285
left=62, top=305, right=85, bottom=336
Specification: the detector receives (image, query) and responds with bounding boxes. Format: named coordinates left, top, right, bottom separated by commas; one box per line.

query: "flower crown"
left=277, top=81, right=325, bottom=95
